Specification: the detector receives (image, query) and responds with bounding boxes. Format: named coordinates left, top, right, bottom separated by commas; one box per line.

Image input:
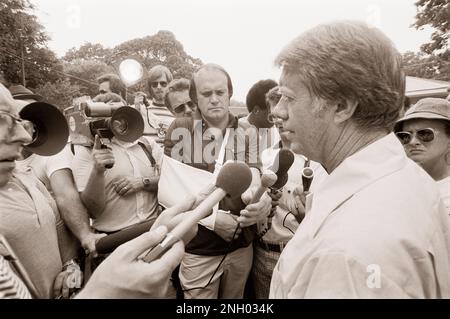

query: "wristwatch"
left=142, top=177, right=151, bottom=188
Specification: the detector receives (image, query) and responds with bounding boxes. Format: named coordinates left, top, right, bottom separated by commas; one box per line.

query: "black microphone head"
left=216, top=161, right=252, bottom=198
left=270, top=149, right=295, bottom=189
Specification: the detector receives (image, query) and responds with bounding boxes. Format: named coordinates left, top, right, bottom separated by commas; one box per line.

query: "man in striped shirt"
left=139, top=65, right=175, bottom=144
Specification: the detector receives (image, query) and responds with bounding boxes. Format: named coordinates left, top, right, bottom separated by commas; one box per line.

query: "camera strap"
left=137, top=137, right=156, bottom=168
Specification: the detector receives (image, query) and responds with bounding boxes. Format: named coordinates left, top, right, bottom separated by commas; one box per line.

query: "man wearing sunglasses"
left=394, top=98, right=450, bottom=215
left=164, top=78, right=197, bottom=118
left=138, top=65, right=175, bottom=143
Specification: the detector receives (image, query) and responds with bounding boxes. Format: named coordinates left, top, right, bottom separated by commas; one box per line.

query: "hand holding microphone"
left=95, top=184, right=216, bottom=255
left=141, top=161, right=253, bottom=263
left=290, top=158, right=314, bottom=223
left=261, top=149, right=295, bottom=233
left=238, top=170, right=277, bottom=228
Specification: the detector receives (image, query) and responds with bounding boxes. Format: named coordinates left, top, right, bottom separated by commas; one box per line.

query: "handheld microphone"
left=249, top=170, right=277, bottom=204
left=259, top=149, right=295, bottom=237
left=140, top=161, right=252, bottom=263
left=269, top=149, right=295, bottom=191
left=302, top=159, right=314, bottom=194
left=96, top=220, right=154, bottom=254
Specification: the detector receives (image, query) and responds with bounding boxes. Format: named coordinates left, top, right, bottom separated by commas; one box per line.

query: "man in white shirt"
left=269, top=21, right=450, bottom=298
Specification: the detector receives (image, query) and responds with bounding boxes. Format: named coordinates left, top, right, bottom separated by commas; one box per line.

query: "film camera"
left=64, top=96, right=144, bottom=148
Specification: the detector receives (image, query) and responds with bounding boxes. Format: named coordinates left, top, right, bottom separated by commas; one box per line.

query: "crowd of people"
left=1, top=20, right=450, bottom=299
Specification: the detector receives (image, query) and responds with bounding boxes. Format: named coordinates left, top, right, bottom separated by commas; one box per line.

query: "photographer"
left=71, top=94, right=163, bottom=268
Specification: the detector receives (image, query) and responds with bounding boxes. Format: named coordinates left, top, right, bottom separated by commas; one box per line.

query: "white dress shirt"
left=270, top=134, right=450, bottom=298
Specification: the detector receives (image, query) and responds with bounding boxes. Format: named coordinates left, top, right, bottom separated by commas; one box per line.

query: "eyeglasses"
left=0, top=111, right=35, bottom=139
left=173, top=101, right=195, bottom=114
left=395, top=128, right=439, bottom=145
left=151, top=81, right=168, bottom=89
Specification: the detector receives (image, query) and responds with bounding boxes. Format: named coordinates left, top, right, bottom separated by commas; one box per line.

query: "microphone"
left=96, top=220, right=154, bottom=254
left=269, top=149, right=295, bottom=191
left=261, top=149, right=295, bottom=236
left=249, top=170, right=277, bottom=204
left=302, top=159, right=314, bottom=194
left=140, top=161, right=253, bottom=263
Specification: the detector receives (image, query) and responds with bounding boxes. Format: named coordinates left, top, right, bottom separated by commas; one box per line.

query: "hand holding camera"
left=92, top=134, right=115, bottom=172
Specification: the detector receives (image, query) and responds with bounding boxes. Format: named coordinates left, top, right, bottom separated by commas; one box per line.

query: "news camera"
left=64, top=96, right=144, bottom=147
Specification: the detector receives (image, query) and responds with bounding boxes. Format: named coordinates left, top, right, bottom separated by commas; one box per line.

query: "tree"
left=62, top=59, right=115, bottom=97
left=413, top=0, right=449, bottom=55
left=403, top=51, right=450, bottom=81
left=0, top=0, right=64, bottom=89
left=34, top=79, right=82, bottom=112
left=63, top=42, right=112, bottom=63
left=112, top=30, right=203, bottom=79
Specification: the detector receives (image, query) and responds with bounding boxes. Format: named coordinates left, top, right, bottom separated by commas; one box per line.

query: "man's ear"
left=333, top=99, right=358, bottom=124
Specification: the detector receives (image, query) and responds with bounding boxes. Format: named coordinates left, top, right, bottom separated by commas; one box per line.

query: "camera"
left=64, top=96, right=144, bottom=147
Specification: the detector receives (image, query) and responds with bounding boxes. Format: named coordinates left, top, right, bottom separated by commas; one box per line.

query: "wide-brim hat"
left=394, top=97, right=450, bottom=131
left=8, top=84, right=44, bottom=102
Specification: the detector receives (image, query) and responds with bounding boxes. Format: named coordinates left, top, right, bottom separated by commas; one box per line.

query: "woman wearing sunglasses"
left=394, top=98, right=450, bottom=214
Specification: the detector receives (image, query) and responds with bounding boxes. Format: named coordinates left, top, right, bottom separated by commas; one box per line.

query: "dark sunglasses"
left=173, top=101, right=195, bottom=114
left=395, top=128, right=438, bottom=145
left=151, top=81, right=168, bottom=89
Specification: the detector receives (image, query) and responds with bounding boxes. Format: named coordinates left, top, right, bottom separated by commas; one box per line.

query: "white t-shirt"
left=15, top=145, right=74, bottom=193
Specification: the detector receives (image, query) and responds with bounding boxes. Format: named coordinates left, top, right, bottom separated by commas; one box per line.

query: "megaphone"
left=19, top=102, right=69, bottom=156
left=88, top=106, right=144, bottom=143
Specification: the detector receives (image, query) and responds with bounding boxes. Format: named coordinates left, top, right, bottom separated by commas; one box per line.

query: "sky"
left=32, top=0, right=433, bottom=102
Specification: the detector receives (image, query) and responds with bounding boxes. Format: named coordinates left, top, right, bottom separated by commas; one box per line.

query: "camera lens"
left=112, top=119, right=128, bottom=135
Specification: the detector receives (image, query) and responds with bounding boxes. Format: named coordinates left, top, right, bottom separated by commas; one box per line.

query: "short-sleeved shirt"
left=71, top=137, right=163, bottom=232
left=164, top=113, right=262, bottom=256
left=0, top=171, right=63, bottom=299
left=16, top=145, right=74, bottom=193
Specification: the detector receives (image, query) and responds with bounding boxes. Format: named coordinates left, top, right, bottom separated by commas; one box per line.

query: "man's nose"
left=272, top=100, right=288, bottom=121
left=185, top=106, right=193, bottom=115
left=210, top=93, right=219, bottom=103
left=11, top=123, right=33, bottom=145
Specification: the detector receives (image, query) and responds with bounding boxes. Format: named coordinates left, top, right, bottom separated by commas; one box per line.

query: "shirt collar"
left=201, top=112, right=238, bottom=134
left=306, top=133, right=407, bottom=238
left=111, top=137, right=139, bottom=148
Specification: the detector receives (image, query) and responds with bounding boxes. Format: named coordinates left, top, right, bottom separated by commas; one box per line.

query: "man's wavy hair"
left=275, top=21, right=405, bottom=131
